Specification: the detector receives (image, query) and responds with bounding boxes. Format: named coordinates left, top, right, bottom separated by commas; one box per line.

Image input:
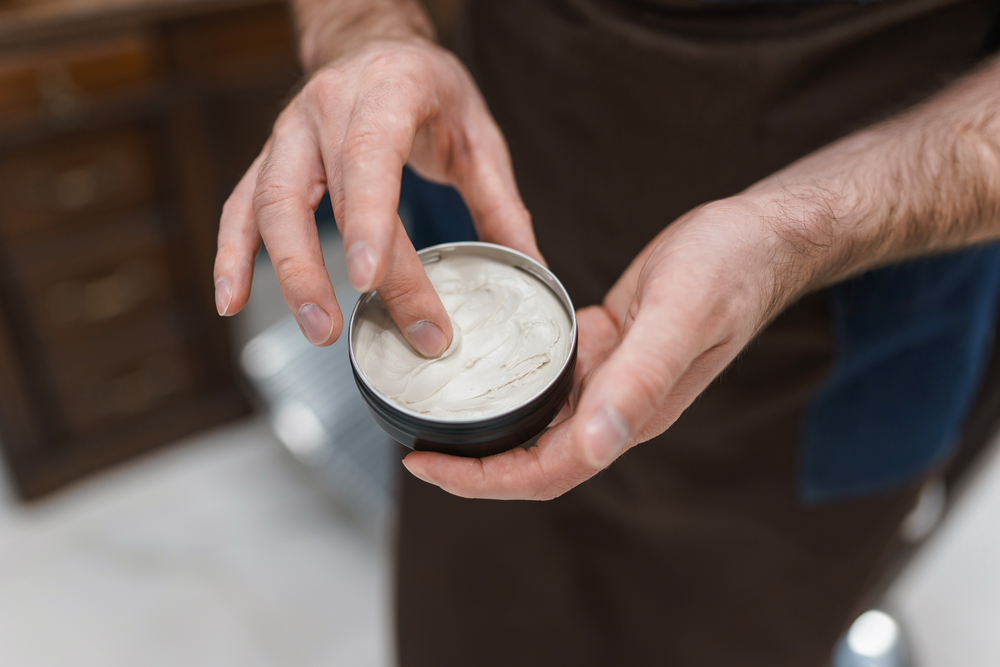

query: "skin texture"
left=215, top=0, right=1000, bottom=500
left=214, top=0, right=539, bottom=357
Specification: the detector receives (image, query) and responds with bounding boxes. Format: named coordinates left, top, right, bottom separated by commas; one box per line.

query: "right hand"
left=214, top=38, right=540, bottom=356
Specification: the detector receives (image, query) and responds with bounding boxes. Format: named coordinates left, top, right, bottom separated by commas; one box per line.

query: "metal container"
left=348, top=242, right=578, bottom=459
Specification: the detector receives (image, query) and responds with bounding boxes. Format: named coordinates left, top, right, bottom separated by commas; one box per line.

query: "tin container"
left=348, top=242, right=578, bottom=459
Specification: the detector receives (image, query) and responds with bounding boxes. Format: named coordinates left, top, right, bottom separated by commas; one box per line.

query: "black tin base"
left=353, top=342, right=576, bottom=459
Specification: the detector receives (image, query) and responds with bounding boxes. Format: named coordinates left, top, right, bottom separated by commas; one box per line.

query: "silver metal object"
left=241, top=288, right=397, bottom=534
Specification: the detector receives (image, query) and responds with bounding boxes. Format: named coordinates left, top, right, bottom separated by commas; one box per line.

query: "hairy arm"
left=749, top=54, right=1000, bottom=309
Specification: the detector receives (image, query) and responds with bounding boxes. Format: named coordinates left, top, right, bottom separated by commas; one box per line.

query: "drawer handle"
left=37, top=64, right=84, bottom=122
left=86, top=353, right=189, bottom=419
left=26, top=153, right=130, bottom=212
left=44, top=259, right=164, bottom=326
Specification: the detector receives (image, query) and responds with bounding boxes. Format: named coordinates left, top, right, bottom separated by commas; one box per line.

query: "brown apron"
left=396, top=1, right=1000, bottom=665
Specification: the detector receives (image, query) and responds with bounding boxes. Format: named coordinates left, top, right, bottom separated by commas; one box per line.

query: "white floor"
left=0, top=226, right=392, bottom=667
left=1, top=225, right=998, bottom=666
left=0, top=418, right=392, bottom=667
left=887, top=445, right=1000, bottom=666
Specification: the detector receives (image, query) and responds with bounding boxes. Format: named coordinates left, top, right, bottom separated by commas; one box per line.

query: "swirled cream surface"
left=354, top=255, right=572, bottom=420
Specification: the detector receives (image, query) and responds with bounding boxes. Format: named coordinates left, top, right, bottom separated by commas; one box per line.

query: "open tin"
left=348, top=242, right=578, bottom=459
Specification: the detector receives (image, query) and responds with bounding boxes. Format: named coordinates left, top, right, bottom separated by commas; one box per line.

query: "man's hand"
left=402, top=54, right=1000, bottom=500
left=402, top=200, right=787, bottom=499
left=214, top=8, right=538, bottom=356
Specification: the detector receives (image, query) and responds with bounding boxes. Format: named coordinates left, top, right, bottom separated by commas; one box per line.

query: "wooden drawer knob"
left=43, top=258, right=164, bottom=325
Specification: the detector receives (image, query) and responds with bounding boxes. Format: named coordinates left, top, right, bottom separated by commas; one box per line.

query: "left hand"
left=401, top=53, right=1000, bottom=500
left=402, top=195, right=814, bottom=500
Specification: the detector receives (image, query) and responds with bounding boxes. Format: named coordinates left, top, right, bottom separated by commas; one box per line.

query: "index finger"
left=332, top=87, right=455, bottom=358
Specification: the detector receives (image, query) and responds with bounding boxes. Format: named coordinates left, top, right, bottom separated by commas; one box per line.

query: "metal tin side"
left=348, top=242, right=578, bottom=457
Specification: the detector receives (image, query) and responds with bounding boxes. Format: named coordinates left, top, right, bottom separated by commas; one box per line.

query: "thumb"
left=571, top=316, right=691, bottom=468
left=570, top=276, right=733, bottom=467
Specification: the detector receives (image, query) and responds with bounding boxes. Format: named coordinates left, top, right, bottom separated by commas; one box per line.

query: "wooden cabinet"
left=0, top=1, right=300, bottom=499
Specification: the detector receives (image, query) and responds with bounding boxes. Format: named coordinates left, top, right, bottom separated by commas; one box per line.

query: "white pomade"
left=354, top=255, right=572, bottom=420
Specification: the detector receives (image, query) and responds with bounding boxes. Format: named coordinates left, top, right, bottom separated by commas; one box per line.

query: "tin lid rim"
left=347, top=241, right=579, bottom=426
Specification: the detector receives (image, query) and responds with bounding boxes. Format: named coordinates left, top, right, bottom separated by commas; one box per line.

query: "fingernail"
left=583, top=406, right=630, bottom=468
left=297, top=303, right=333, bottom=345
left=215, top=278, right=233, bottom=316
left=407, top=320, right=448, bottom=358
left=347, top=242, right=375, bottom=292
left=402, top=459, right=437, bottom=486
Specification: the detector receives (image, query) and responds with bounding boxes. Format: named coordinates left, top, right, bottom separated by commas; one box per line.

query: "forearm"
left=750, top=54, right=1000, bottom=296
left=292, top=0, right=435, bottom=71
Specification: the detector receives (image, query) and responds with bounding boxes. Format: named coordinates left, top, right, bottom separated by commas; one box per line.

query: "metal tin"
left=348, top=242, right=578, bottom=459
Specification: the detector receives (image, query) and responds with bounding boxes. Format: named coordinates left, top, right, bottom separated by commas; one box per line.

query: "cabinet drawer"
left=42, top=309, right=199, bottom=436
left=30, top=252, right=175, bottom=343
left=0, top=33, right=161, bottom=125
left=172, top=5, right=295, bottom=80
left=6, top=213, right=176, bottom=342
left=0, top=127, right=155, bottom=239
left=59, top=346, right=195, bottom=437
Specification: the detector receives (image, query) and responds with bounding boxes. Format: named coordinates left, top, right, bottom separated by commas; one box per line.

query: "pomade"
left=353, top=254, right=573, bottom=420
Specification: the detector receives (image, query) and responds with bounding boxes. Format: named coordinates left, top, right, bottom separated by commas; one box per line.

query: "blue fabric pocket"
left=801, top=244, right=1000, bottom=503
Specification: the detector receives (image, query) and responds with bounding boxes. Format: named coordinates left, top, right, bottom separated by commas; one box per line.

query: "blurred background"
left=0, top=1, right=997, bottom=666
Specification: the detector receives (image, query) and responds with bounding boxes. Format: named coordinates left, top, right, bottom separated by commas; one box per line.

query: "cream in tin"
left=353, top=254, right=573, bottom=420
left=349, top=242, right=577, bottom=458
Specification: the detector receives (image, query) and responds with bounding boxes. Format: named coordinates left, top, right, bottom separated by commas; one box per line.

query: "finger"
left=215, top=145, right=269, bottom=316
left=379, top=223, right=458, bottom=357
left=336, top=83, right=422, bottom=292
left=575, top=306, right=623, bottom=382
left=402, top=416, right=592, bottom=501
left=333, top=87, right=454, bottom=357
left=572, top=271, right=729, bottom=469
left=551, top=305, right=621, bottom=426
left=401, top=306, right=623, bottom=500
left=253, top=116, right=342, bottom=346
left=451, top=112, right=542, bottom=263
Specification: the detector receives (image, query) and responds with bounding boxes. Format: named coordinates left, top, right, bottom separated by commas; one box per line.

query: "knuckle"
left=343, top=112, right=413, bottom=162
left=378, top=274, right=422, bottom=311
left=368, top=48, right=425, bottom=78
left=272, top=256, right=316, bottom=286
left=368, top=49, right=404, bottom=73
left=341, top=124, right=385, bottom=160
left=303, top=68, right=344, bottom=107
left=301, top=76, right=351, bottom=131
left=252, top=173, right=298, bottom=215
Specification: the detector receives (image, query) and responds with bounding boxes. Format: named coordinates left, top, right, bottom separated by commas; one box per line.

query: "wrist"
left=294, top=1, right=437, bottom=72
left=718, top=182, right=861, bottom=316
left=738, top=138, right=888, bottom=296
